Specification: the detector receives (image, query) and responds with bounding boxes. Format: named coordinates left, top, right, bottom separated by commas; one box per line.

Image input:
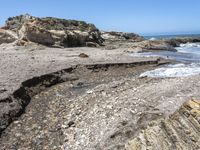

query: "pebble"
left=86, top=90, right=93, bottom=94
left=61, top=124, right=68, bottom=129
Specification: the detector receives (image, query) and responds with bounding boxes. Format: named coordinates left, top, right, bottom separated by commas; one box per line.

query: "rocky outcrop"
left=165, top=37, right=200, bottom=47
left=131, top=40, right=177, bottom=52
left=18, top=23, right=55, bottom=46
left=1, top=14, right=104, bottom=47
left=102, top=31, right=144, bottom=42
left=102, top=31, right=145, bottom=50
left=0, top=29, right=18, bottom=44
left=1, top=14, right=200, bottom=50
left=126, top=99, right=200, bottom=150
left=4, top=14, right=35, bottom=31
left=132, top=37, right=200, bottom=52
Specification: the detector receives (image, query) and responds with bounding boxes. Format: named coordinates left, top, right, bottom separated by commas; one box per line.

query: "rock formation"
left=102, top=31, right=145, bottom=50
left=133, top=40, right=177, bottom=52
left=1, top=14, right=200, bottom=51
left=1, top=14, right=104, bottom=47
left=165, top=37, right=200, bottom=47
left=101, top=31, right=144, bottom=42
left=0, top=29, right=18, bottom=44
left=126, top=99, right=200, bottom=150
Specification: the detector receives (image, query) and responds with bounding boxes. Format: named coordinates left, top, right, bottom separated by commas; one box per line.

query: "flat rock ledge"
left=0, top=60, right=160, bottom=135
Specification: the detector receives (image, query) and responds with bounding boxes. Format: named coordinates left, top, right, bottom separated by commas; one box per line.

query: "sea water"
left=131, top=40, right=200, bottom=77
left=144, top=34, right=200, bottom=40
left=140, top=63, right=200, bottom=77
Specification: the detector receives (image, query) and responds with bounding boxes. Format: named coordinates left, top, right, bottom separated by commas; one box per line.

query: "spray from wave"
left=137, top=42, right=200, bottom=77
left=140, top=63, right=200, bottom=78
left=179, top=43, right=200, bottom=48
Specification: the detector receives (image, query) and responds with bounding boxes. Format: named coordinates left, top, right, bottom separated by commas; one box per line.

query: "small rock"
left=102, top=91, right=107, bottom=97
left=0, top=88, right=7, bottom=93
left=86, top=90, right=93, bottom=94
left=61, top=124, right=68, bottom=129
left=79, top=53, right=89, bottom=58
left=15, top=133, right=22, bottom=137
left=68, top=121, right=75, bottom=127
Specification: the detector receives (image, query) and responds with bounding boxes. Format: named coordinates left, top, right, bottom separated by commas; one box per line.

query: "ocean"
left=131, top=34, right=200, bottom=77
left=144, top=34, right=200, bottom=40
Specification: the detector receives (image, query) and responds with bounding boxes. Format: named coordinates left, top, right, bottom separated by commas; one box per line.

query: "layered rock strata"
left=126, top=99, right=200, bottom=150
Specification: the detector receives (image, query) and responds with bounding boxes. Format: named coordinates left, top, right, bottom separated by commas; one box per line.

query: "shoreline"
left=1, top=56, right=200, bottom=149
left=0, top=14, right=200, bottom=149
left=0, top=46, right=200, bottom=149
left=0, top=44, right=166, bottom=135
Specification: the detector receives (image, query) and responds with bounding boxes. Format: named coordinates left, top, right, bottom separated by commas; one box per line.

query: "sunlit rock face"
left=1, top=14, right=104, bottom=47
left=126, top=99, right=200, bottom=150
left=0, top=29, right=18, bottom=44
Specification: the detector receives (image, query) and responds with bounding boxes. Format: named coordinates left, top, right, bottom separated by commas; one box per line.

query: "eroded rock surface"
left=1, top=14, right=104, bottom=47
left=102, top=31, right=144, bottom=42
left=0, top=43, right=162, bottom=136
left=165, top=37, right=200, bottom=47
left=126, top=99, right=200, bottom=150
left=0, top=51, right=200, bottom=149
left=102, top=31, right=145, bottom=50
left=134, top=40, right=177, bottom=52
left=0, top=29, right=18, bottom=44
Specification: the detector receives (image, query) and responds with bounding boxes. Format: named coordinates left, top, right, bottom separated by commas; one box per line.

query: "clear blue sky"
left=1, top=0, right=200, bottom=35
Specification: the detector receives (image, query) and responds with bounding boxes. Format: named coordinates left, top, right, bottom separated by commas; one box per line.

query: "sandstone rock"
left=3, top=14, right=104, bottom=47
left=0, top=29, right=18, bottom=44
left=102, top=31, right=144, bottom=42
left=102, top=31, right=145, bottom=50
left=135, top=40, right=177, bottom=52
left=49, top=30, right=68, bottom=47
left=18, top=23, right=55, bottom=46
left=4, top=14, right=35, bottom=31
left=15, top=39, right=28, bottom=46
left=126, top=99, right=200, bottom=150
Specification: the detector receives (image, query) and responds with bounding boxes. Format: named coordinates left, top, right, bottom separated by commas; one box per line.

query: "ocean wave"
left=140, top=63, right=200, bottom=78
left=179, top=43, right=200, bottom=48
left=149, top=37, right=157, bottom=41
left=176, top=44, right=200, bottom=55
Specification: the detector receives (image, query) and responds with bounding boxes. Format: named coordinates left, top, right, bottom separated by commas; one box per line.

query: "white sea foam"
left=149, top=37, right=157, bottom=41
left=179, top=43, right=200, bottom=48
left=131, top=42, right=200, bottom=77
left=176, top=43, right=200, bottom=55
left=140, top=63, right=200, bottom=78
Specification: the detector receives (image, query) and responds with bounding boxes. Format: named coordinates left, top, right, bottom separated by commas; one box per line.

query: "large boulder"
left=0, top=29, right=18, bottom=44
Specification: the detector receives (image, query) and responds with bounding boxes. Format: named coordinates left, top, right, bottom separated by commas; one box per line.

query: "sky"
left=0, top=0, right=200, bottom=36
